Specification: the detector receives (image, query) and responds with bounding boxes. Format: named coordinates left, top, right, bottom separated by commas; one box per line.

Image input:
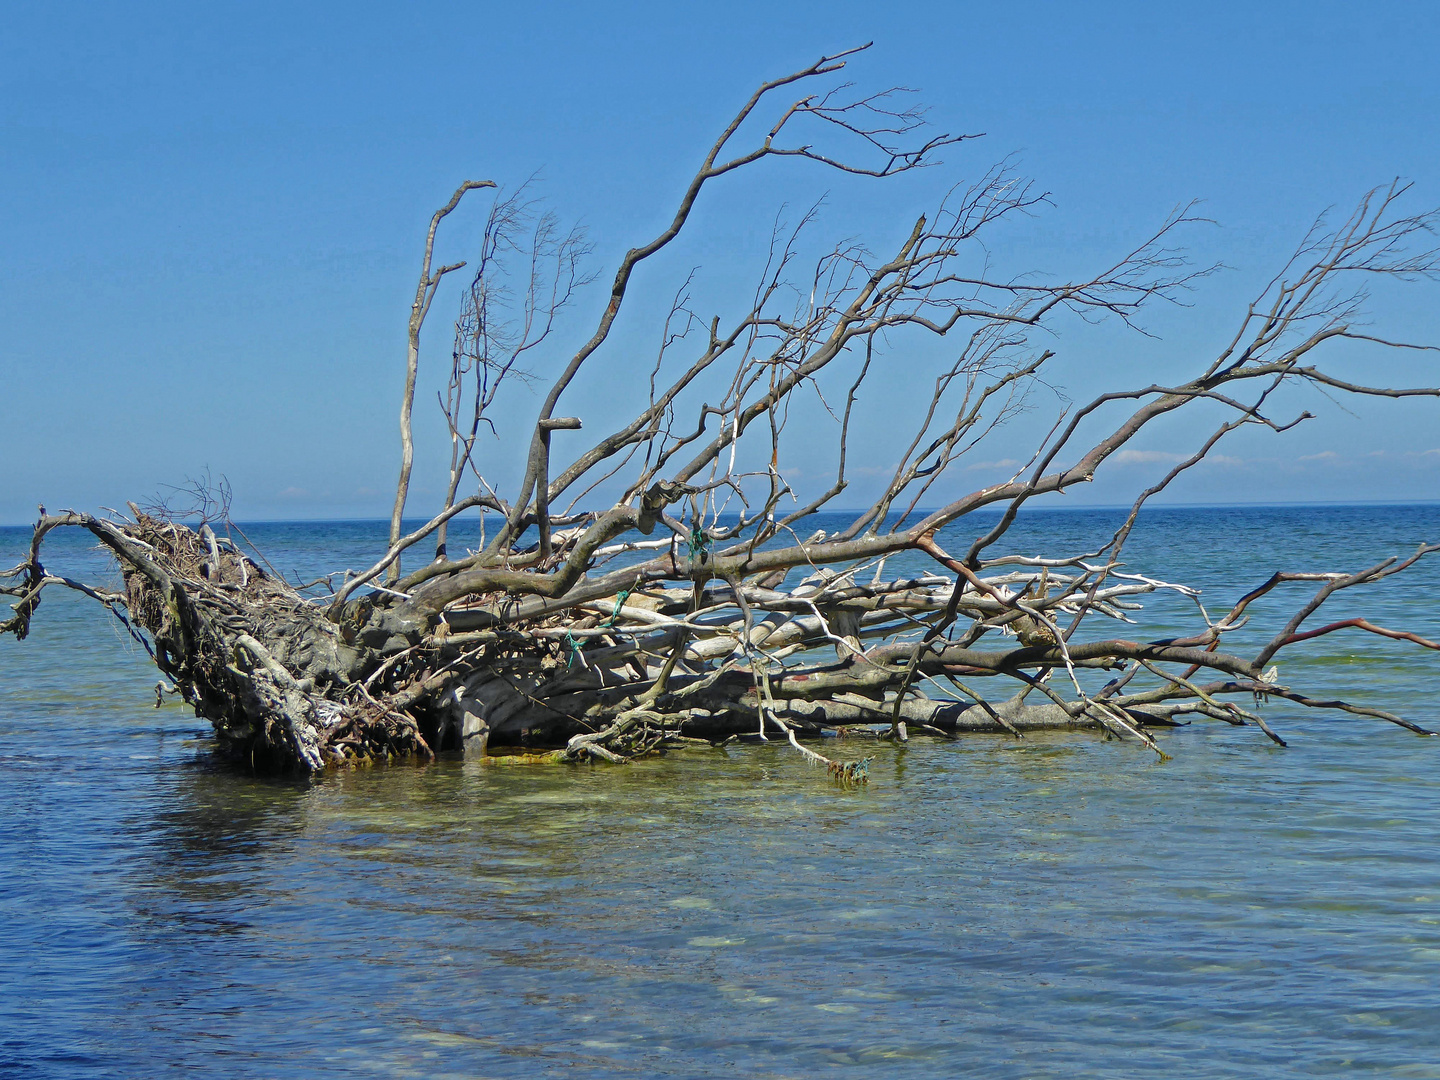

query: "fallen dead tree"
left=6, top=46, right=1440, bottom=773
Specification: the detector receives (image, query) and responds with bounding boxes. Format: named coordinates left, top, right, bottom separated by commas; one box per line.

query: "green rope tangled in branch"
left=687, top=524, right=710, bottom=563
left=564, top=630, right=583, bottom=669
left=601, top=589, right=631, bottom=629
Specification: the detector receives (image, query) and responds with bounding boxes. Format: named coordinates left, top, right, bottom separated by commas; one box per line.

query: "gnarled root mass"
left=2, top=508, right=423, bottom=768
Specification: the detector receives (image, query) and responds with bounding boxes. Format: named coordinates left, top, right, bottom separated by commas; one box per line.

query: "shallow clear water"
left=3, top=506, right=1440, bottom=1078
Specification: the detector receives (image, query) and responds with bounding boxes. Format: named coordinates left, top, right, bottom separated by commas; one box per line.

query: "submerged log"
left=5, top=503, right=1434, bottom=774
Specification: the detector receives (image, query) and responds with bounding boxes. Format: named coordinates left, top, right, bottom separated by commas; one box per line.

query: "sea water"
left=2, top=506, right=1439, bottom=1078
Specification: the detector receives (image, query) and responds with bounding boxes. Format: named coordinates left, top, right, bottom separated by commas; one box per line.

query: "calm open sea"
left=2, top=505, right=1439, bottom=1078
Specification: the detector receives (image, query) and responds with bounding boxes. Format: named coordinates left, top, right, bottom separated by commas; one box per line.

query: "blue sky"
left=3, top=1, right=1439, bottom=523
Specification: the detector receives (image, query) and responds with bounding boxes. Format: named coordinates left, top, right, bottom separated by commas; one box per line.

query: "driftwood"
left=6, top=47, right=1440, bottom=773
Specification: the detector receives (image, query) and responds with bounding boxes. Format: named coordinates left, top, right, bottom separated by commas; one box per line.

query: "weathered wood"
left=6, top=53, right=1439, bottom=773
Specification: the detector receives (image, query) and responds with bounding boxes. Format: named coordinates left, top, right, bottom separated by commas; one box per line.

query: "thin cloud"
left=1112, top=450, right=1188, bottom=465
left=965, top=458, right=1024, bottom=471
left=1298, top=451, right=1338, bottom=462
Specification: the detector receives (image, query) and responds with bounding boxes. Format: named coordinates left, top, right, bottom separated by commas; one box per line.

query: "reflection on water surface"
left=3, top=507, right=1440, bottom=1077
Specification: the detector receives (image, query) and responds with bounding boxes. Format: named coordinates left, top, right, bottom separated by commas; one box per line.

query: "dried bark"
left=6, top=47, right=1440, bottom=773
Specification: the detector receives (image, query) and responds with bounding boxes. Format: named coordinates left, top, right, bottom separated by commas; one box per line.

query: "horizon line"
left=6, top=496, right=1440, bottom=529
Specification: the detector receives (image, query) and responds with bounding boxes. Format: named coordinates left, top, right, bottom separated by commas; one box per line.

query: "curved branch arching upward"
left=388, top=179, right=497, bottom=582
